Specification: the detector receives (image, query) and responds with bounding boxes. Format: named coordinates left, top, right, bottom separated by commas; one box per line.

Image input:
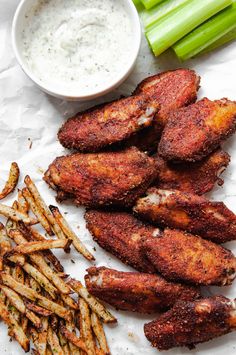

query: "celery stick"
left=199, top=28, right=236, bottom=55
left=146, top=0, right=233, bottom=56
left=173, top=2, right=236, bottom=61
left=143, top=0, right=191, bottom=30
left=132, top=0, right=144, bottom=11
left=141, top=0, right=164, bottom=10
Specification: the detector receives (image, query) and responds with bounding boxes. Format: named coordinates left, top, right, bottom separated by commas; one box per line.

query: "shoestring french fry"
left=0, top=162, right=20, bottom=200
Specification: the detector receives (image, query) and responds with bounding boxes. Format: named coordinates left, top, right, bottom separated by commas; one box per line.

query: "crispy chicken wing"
left=144, top=296, right=236, bottom=350
left=44, top=147, right=158, bottom=208
left=158, top=98, right=236, bottom=162
left=123, top=68, right=200, bottom=152
left=58, top=95, right=159, bottom=152
left=134, top=188, right=236, bottom=243
left=153, top=149, right=230, bottom=195
left=85, top=267, right=200, bottom=313
left=142, top=229, right=236, bottom=286
left=85, top=210, right=157, bottom=273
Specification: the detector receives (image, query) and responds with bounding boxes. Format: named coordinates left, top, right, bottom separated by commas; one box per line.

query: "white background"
left=0, top=0, right=236, bottom=354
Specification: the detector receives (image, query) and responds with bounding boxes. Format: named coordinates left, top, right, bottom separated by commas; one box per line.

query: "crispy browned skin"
left=85, top=210, right=156, bottom=273
left=144, top=296, right=236, bottom=350
left=142, top=229, right=236, bottom=286
left=44, top=147, right=158, bottom=208
left=134, top=188, right=236, bottom=243
left=84, top=267, right=200, bottom=314
left=123, top=68, right=200, bottom=151
left=58, top=95, right=159, bottom=152
left=153, top=149, right=230, bottom=195
left=158, top=98, right=236, bottom=162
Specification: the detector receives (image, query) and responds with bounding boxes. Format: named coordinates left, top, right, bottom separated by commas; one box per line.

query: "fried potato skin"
left=142, top=229, right=236, bottom=286
left=144, top=296, right=236, bottom=350
left=58, top=95, right=159, bottom=152
left=85, top=267, right=200, bottom=313
left=159, top=98, right=236, bottom=162
left=126, top=69, right=200, bottom=151
left=44, top=147, right=158, bottom=208
left=134, top=188, right=236, bottom=243
left=85, top=210, right=156, bottom=273
left=153, top=149, right=230, bottom=195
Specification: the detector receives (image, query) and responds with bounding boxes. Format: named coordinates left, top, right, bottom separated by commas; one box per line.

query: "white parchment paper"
left=0, top=1, right=236, bottom=354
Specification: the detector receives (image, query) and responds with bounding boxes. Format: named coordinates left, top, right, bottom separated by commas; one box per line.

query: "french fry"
left=19, top=224, right=64, bottom=273
left=22, top=187, right=54, bottom=236
left=0, top=162, right=20, bottom=200
left=61, top=293, right=79, bottom=310
left=29, top=326, right=47, bottom=355
left=6, top=238, right=71, bottom=256
left=0, top=225, right=12, bottom=270
left=0, top=285, right=41, bottom=328
left=0, top=202, right=37, bottom=224
left=79, top=297, right=96, bottom=355
left=8, top=229, right=71, bottom=294
left=24, top=176, right=67, bottom=240
left=17, top=189, right=29, bottom=214
left=22, top=262, right=57, bottom=299
left=1, top=272, right=71, bottom=320
left=46, top=347, right=53, bottom=355
left=0, top=299, right=30, bottom=352
left=91, top=312, right=110, bottom=355
left=60, top=324, right=87, bottom=352
left=24, top=299, right=53, bottom=317
left=47, top=326, right=64, bottom=355
left=50, top=205, right=95, bottom=261
left=64, top=317, right=82, bottom=355
left=6, top=254, right=26, bottom=266
left=68, top=279, right=116, bottom=324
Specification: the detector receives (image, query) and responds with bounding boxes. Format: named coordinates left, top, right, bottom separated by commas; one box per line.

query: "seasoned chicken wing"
left=158, top=98, right=236, bottom=162
left=58, top=95, right=159, bottom=152
left=142, top=229, right=236, bottom=286
left=124, top=68, right=200, bottom=152
left=44, top=147, right=158, bottom=208
left=144, top=296, right=236, bottom=350
left=153, top=149, right=230, bottom=195
left=134, top=188, right=236, bottom=243
left=85, top=210, right=157, bottom=273
left=85, top=267, right=200, bottom=313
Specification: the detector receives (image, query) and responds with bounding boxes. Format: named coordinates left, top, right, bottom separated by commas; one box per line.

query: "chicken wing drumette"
left=85, top=267, right=200, bottom=313
left=134, top=188, right=236, bottom=243
left=142, top=229, right=236, bottom=286
left=153, top=149, right=230, bottom=195
left=158, top=98, right=236, bottom=162
left=144, top=296, right=236, bottom=350
left=58, top=94, right=159, bottom=152
left=44, top=147, right=158, bottom=208
left=85, top=210, right=157, bottom=273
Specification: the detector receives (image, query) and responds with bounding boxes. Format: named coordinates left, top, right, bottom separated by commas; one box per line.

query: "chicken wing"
left=85, top=267, right=200, bottom=313
left=85, top=210, right=157, bottom=273
left=123, top=68, right=200, bottom=152
left=58, top=95, right=159, bottom=152
left=153, top=149, right=230, bottom=195
left=142, top=229, right=236, bottom=286
left=144, top=296, right=236, bottom=350
left=134, top=188, right=236, bottom=243
left=44, top=147, right=158, bottom=208
left=158, top=98, right=236, bottom=162
left=58, top=69, right=200, bottom=153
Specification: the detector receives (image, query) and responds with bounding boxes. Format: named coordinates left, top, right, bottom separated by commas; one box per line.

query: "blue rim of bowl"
left=11, top=0, right=142, bottom=100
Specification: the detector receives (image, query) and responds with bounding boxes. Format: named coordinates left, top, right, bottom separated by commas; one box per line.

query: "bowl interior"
left=12, top=0, right=141, bottom=100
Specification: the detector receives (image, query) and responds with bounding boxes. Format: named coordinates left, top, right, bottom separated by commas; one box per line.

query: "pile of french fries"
left=0, top=165, right=115, bottom=354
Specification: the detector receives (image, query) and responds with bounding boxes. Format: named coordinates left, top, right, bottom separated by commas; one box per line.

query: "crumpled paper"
left=0, top=1, right=236, bottom=354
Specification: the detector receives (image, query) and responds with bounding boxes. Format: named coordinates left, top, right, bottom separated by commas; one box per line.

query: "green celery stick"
left=141, top=0, right=164, bottom=10
left=132, top=0, right=144, bottom=11
left=173, top=1, right=236, bottom=60
left=143, top=0, right=191, bottom=30
left=146, top=0, right=232, bottom=56
left=199, top=28, right=236, bottom=55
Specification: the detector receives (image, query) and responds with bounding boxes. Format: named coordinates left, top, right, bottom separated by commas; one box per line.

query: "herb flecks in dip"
left=22, top=0, right=134, bottom=95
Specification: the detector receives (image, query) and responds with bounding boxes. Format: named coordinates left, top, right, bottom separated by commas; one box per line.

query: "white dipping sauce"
left=22, top=0, right=135, bottom=94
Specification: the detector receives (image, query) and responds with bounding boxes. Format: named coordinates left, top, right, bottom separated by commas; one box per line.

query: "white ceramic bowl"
left=12, top=0, right=141, bottom=101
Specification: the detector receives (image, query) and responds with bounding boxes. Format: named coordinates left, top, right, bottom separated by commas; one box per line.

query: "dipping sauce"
left=21, top=0, right=135, bottom=95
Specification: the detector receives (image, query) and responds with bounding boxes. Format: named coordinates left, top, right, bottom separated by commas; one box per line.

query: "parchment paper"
left=0, top=1, right=236, bottom=354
